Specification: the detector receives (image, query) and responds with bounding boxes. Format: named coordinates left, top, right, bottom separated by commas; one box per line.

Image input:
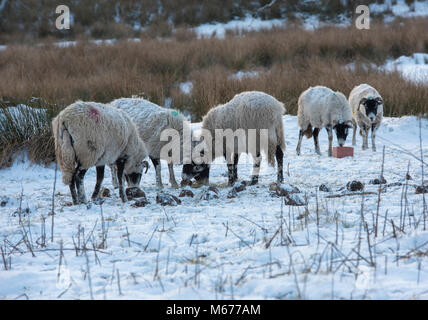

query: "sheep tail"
left=52, top=117, right=76, bottom=185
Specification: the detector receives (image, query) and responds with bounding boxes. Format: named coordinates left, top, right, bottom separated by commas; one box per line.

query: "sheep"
left=52, top=101, right=149, bottom=205
left=348, top=84, right=384, bottom=151
left=182, top=91, right=286, bottom=186
left=296, top=86, right=353, bottom=157
left=109, top=98, right=192, bottom=189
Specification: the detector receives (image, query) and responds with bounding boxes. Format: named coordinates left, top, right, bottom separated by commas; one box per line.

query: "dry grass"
left=0, top=19, right=428, bottom=165
left=0, top=99, right=57, bottom=167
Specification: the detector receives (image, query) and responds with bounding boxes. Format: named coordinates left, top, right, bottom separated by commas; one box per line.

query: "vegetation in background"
left=0, top=99, right=58, bottom=167
left=0, top=0, right=403, bottom=43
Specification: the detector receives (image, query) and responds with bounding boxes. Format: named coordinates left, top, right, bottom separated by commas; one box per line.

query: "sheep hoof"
left=249, top=178, right=258, bottom=186
left=92, top=199, right=104, bottom=205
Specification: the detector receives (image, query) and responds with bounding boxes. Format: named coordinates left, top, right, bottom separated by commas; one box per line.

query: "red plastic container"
left=333, top=146, right=354, bottom=158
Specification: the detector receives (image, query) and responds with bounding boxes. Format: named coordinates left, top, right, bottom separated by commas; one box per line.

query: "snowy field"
left=0, top=115, right=427, bottom=300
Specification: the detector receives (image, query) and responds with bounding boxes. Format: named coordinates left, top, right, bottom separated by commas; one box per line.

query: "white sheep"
left=52, top=101, right=148, bottom=205
left=109, top=98, right=191, bottom=189
left=348, top=84, right=384, bottom=151
left=296, top=86, right=353, bottom=157
left=182, top=91, right=286, bottom=186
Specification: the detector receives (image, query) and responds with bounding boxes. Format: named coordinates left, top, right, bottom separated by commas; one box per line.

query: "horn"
left=375, top=97, right=383, bottom=104
left=143, top=161, right=149, bottom=174
left=360, top=98, right=368, bottom=105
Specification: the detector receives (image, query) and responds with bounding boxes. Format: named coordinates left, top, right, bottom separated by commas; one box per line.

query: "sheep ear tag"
left=171, top=110, right=179, bottom=117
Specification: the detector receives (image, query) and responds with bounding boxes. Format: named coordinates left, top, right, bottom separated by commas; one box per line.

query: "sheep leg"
left=276, top=146, right=284, bottom=183
left=150, top=157, right=163, bottom=189
left=250, top=152, right=262, bottom=185
left=168, top=163, right=179, bottom=188
left=116, top=158, right=127, bottom=202
left=110, top=164, right=119, bottom=189
left=326, top=127, right=333, bottom=157
left=352, top=119, right=357, bottom=146
left=313, top=128, right=321, bottom=155
left=91, top=166, right=105, bottom=201
left=371, top=124, right=377, bottom=152
left=69, top=173, right=79, bottom=205
left=233, top=154, right=239, bottom=183
left=296, top=130, right=304, bottom=156
left=75, top=167, right=87, bottom=204
left=224, top=153, right=235, bottom=186
left=361, top=125, right=369, bottom=150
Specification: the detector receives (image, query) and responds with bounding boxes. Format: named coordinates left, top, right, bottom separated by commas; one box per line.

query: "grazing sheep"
left=296, top=86, right=353, bottom=157
left=109, top=98, right=191, bottom=189
left=348, top=84, right=384, bottom=151
left=182, top=91, right=286, bottom=186
left=52, top=101, right=148, bottom=205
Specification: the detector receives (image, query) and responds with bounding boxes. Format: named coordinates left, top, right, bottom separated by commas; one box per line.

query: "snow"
left=194, top=16, right=285, bottom=39
left=1, top=114, right=427, bottom=300
left=53, top=38, right=141, bottom=48
left=0, top=104, right=47, bottom=131
left=370, top=0, right=428, bottom=18
left=229, top=71, right=259, bottom=80
left=179, top=82, right=193, bottom=95
left=382, top=53, right=428, bottom=85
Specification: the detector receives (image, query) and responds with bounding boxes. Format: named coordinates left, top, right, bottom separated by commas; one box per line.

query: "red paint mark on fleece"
left=88, top=106, right=100, bottom=123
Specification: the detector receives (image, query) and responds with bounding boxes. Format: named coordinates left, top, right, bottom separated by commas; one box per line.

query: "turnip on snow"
left=296, top=86, right=353, bottom=157
left=348, top=84, right=384, bottom=151
left=52, top=101, right=149, bottom=205
left=109, top=98, right=192, bottom=189
left=183, top=91, right=286, bottom=186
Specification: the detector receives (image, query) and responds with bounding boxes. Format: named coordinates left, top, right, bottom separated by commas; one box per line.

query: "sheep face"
left=359, top=98, right=383, bottom=123
left=333, top=122, right=352, bottom=147
left=182, top=162, right=210, bottom=185
left=125, top=172, right=142, bottom=188
left=124, top=160, right=149, bottom=187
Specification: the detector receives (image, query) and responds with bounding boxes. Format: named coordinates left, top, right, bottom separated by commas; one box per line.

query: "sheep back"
left=298, top=86, right=352, bottom=131
left=110, top=98, right=189, bottom=162
left=52, top=101, right=141, bottom=184
left=202, top=91, right=286, bottom=166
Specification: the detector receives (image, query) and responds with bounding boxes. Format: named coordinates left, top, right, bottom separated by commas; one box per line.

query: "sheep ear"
left=345, top=120, right=353, bottom=128
left=360, top=98, right=367, bottom=106
left=375, top=97, right=383, bottom=105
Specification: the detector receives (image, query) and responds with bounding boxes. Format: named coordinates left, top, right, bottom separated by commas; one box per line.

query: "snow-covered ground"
left=382, top=53, right=428, bottom=84
left=193, top=0, right=428, bottom=38
left=0, top=115, right=428, bottom=300
left=370, top=0, right=428, bottom=19
left=194, top=15, right=285, bottom=39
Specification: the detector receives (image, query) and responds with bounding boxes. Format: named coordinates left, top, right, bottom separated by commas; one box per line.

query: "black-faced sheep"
left=296, top=86, right=353, bottom=157
left=109, top=98, right=192, bottom=189
left=182, top=91, right=286, bottom=186
left=52, top=101, right=148, bottom=205
left=348, top=84, right=384, bottom=151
